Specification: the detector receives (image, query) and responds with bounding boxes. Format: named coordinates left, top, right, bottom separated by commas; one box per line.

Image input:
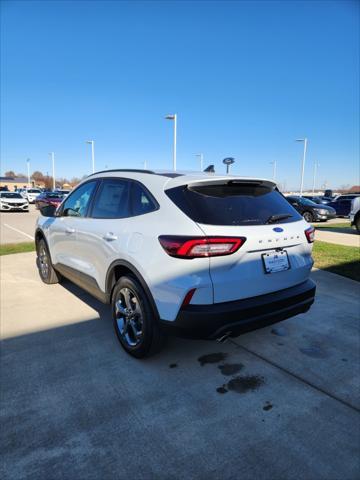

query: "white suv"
left=25, top=188, right=42, bottom=203
left=35, top=170, right=316, bottom=358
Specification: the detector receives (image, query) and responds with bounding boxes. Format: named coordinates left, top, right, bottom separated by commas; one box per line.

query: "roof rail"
left=87, top=169, right=156, bottom=177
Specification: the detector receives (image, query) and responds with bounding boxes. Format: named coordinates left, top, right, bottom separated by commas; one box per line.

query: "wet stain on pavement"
left=226, top=375, right=264, bottom=394
left=299, top=344, right=329, bottom=359
left=263, top=402, right=273, bottom=411
left=218, top=363, right=244, bottom=376
left=216, top=386, right=228, bottom=394
left=341, top=358, right=348, bottom=362
left=198, top=352, right=228, bottom=366
left=169, top=363, right=178, bottom=369
left=271, top=326, right=288, bottom=337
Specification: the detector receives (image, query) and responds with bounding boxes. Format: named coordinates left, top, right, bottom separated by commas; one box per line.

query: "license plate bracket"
left=262, top=250, right=290, bottom=274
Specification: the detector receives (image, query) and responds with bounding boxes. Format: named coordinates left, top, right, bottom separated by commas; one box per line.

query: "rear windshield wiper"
left=266, top=213, right=293, bottom=224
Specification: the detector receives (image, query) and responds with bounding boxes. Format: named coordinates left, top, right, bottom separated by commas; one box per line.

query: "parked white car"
left=25, top=188, right=41, bottom=203
left=35, top=170, right=316, bottom=357
left=0, top=192, right=29, bottom=211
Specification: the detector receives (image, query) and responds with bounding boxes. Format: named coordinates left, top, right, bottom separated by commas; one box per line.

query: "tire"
left=36, top=238, right=61, bottom=284
left=355, top=214, right=360, bottom=234
left=111, top=275, right=165, bottom=358
left=303, top=211, right=314, bottom=223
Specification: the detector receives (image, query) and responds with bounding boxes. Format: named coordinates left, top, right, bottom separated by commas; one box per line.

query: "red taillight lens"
left=158, top=236, right=246, bottom=258
left=305, top=227, right=315, bottom=243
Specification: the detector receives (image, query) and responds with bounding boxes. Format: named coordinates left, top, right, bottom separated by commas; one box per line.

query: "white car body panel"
left=197, top=222, right=313, bottom=303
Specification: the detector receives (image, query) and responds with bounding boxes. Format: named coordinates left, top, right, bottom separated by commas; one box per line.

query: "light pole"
left=195, top=153, right=204, bottom=171
left=86, top=140, right=95, bottom=173
left=165, top=114, right=177, bottom=171
left=26, top=158, right=31, bottom=187
left=296, top=138, right=308, bottom=196
left=312, top=161, right=319, bottom=194
left=49, top=152, right=55, bottom=190
left=270, top=160, right=277, bottom=181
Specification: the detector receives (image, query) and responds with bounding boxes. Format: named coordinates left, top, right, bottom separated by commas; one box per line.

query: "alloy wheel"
left=39, top=245, right=49, bottom=278
left=115, top=287, right=144, bottom=347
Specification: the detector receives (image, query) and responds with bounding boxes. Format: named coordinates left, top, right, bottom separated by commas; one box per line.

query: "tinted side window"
left=130, top=182, right=157, bottom=216
left=61, top=181, right=97, bottom=217
left=91, top=179, right=131, bottom=219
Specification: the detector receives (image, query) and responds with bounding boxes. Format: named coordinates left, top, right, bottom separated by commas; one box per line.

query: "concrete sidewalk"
left=315, top=228, right=360, bottom=247
left=1, top=253, right=359, bottom=480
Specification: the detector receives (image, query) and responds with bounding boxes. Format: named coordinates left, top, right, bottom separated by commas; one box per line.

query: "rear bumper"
left=160, top=279, right=316, bottom=340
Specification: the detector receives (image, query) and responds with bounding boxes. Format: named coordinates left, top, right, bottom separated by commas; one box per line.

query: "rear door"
left=166, top=180, right=313, bottom=303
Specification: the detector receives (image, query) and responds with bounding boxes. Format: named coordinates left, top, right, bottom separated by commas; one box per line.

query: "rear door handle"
left=65, top=227, right=75, bottom=234
left=103, top=232, right=118, bottom=241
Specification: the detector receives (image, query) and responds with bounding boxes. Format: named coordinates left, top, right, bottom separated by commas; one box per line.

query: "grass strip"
left=313, top=240, right=360, bottom=282
left=0, top=242, right=35, bottom=256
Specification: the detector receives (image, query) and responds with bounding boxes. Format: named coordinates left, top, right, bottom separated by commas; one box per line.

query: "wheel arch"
left=35, top=228, right=47, bottom=250
left=106, top=260, right=160, bottom=318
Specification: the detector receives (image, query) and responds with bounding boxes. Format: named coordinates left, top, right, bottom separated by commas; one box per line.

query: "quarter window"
left=61, top=181, right=97, bottom=217
left=131, top=182, right=157, bottom=216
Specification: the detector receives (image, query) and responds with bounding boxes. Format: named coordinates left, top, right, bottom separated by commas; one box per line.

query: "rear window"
left=166, top=181, right=302, bottom=225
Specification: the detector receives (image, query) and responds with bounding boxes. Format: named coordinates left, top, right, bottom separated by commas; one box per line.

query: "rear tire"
left=355, top=214, right=360, bottom=233
left=111, top=275, right=165, bottom=358
left=303, top=211, right=314, bottom=223
left=36, top=238, right=61, bottom=284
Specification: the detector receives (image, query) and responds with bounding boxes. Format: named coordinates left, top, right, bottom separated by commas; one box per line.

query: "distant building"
left=0, top=176, right=45, bottom=191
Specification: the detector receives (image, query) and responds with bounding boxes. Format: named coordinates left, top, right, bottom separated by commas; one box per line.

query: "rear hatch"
left=166, top=179, right=313, bottom=303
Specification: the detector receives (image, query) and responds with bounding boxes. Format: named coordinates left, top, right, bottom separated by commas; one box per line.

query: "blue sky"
left=1, top=0, right=359, bottom=190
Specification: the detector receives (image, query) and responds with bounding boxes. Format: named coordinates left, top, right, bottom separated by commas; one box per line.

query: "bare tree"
left=4, top=170, right=15, bottom=177
left=32, top=171, right=44, bottom=181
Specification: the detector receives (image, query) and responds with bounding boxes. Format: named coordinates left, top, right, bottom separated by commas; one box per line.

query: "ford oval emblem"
left=273, top=227, right=284, bottom=233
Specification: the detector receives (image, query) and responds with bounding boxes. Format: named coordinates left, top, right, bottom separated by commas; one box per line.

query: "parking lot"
left=1, top=252, right=359, bottom=480
left=0, top=205, right=38, bottom=244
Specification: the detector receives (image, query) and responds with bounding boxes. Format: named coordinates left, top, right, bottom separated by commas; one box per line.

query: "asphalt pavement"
left=0, top=204, right=38, bottom=243
left=1, top=252, right=359, bottom=480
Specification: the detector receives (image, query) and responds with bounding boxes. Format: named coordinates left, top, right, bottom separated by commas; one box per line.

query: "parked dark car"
left=34, top=192, right=65, bottom=210
left=328, top=194, right=360, bottom=217
left=303, top=196, right=330, bottom=205
left=319, top=196, right=334, bottom=204
left=286, top=196, right=336, bottom=222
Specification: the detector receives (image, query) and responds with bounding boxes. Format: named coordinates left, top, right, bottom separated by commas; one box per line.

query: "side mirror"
left=40, top=204, right=57, bottom=217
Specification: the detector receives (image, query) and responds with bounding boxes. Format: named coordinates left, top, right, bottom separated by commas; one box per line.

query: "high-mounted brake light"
left=158, top=236, right=246, bottom=258
left=305, top=227, right=315, bottom=243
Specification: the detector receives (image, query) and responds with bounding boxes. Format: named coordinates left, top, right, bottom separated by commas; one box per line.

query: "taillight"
left=305, top=227, right=315, bottom=243
left=158, top=236, right=246, bottom=258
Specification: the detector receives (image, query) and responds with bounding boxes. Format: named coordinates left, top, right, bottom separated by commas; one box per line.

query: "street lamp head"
left=86, top=140, right=94, bottom=144
left=165, top=114, right=175, bottom=120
